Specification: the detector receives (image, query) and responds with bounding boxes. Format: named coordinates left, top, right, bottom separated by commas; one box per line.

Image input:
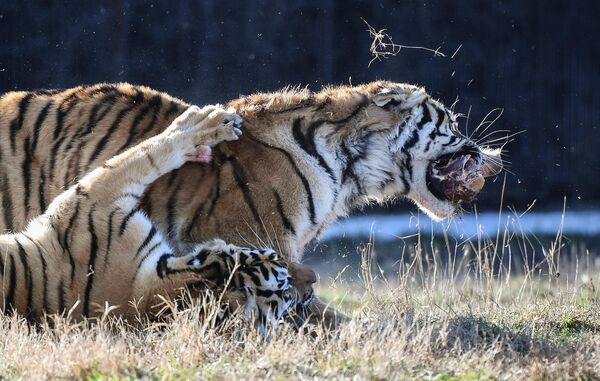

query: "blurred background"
left=1, top=0, right=599, bottom=275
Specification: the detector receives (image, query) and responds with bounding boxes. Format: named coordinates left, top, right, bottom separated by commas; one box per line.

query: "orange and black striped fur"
left=0, top=81, right=501, bottom=327
left=0, top=104, right=313, bottom=326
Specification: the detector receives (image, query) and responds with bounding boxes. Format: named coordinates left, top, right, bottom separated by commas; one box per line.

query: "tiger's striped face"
left=369, top=86, right=502, bottom=220
left=235, top=250, right=316, bottom=329
left=188, top=242, right=316, bottom=331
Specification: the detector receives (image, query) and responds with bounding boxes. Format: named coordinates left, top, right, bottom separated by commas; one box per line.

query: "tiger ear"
left=373, top=88, right=427, bottom=109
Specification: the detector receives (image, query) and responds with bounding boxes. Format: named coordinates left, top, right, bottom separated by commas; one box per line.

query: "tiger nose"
left=480, top=148, right=503, bottom=177
left=289, top=262, right=318, bottom=284
left=304, top=267, right=317, bottom=284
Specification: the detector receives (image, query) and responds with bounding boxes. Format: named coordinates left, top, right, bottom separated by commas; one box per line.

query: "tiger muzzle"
left=427, top=147, right=502, bottom=203
left=287, top=262, right=317, bottom=285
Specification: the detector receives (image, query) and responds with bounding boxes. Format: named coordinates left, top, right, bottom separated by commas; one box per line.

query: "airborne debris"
left=362, top=18, right=445, bottom=67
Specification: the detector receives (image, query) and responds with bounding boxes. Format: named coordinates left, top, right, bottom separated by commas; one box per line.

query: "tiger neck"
left=289, top=121, right=400, bottom=245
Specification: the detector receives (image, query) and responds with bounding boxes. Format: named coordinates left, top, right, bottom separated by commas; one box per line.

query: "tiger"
left=0, top=104, right=315, bottom=332
left=0, top=81, right=502, bottom=327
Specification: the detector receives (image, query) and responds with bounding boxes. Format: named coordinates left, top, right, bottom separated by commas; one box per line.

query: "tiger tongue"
left=441, top=173, right=485, bottom=202
left=435, top=155, right=485, bottom=202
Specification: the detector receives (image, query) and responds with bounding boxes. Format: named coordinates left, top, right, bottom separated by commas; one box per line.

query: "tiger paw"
left=164, top=104, right=242, bottom=147
left=201, top=107, right=243, bottom=145
left=185, top=109, right=242, bottom=162
left=156, top=253, right=203, bottom=278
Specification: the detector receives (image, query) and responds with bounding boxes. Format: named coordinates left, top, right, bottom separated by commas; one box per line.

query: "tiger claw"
left=218, top=115, right=243, bottom=142
left=231, top=127, right=242, bottom=140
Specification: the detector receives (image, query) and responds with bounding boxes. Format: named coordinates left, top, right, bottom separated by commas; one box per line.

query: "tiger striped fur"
left=0, top=81, right=501, bottom=327
left=0, top=104, right=313, bottom=330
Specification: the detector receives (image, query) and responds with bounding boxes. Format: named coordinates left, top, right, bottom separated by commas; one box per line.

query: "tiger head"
left=188, top=241, right=316, bottom=331
left=344, top=81, right=503, bottom=220
left=234, top=248, right=317, bottom=327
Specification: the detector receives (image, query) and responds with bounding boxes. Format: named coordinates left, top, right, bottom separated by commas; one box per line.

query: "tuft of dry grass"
left=362, top=18, right=445, bottom=67
left=1, top=213, right=600, bottom=380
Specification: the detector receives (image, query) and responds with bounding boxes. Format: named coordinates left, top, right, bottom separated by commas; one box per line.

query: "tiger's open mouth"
left=426, top=147, right=498, bottom=204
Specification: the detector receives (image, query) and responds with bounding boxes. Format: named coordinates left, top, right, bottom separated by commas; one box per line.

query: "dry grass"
left=362, top=18, right=445, bottom=67
left=1, top=220, right=600, bottom=380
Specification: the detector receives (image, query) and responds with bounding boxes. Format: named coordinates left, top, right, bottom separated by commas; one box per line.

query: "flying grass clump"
left=362, top=18, right=445, bottom=67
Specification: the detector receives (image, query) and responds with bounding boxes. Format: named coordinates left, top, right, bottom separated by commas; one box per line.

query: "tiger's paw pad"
left=186, top=145, right=213, bottom=163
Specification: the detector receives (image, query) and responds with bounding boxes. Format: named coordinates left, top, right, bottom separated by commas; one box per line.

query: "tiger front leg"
left=133, top=239, right=238, bottom=305
left=152, top=239, right=243, bottom=282
left=76, top=105, right=242, bottom=209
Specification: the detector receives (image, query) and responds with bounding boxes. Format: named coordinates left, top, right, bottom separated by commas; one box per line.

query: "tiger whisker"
left=449, top=96, right=460, bottom=114
left=476, top=129, right=525, bottom=145
left=462, top=105, right=473, bottom=139
left=479, top=134, right=523, bottom=144
left=475, top=129, right=513, bottom=141
left=468, top=108, right=503, bottom=140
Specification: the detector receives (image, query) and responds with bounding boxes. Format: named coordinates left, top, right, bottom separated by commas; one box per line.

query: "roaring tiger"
left=0, top=104, right=315, bottom=331
left=0, top=81, right=502, bottom=326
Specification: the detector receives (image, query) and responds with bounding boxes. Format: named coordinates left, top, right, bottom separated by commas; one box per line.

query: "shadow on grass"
left=374, top=311, right=599, bottom=359
left=433, top=314, right=599, bottom=357
left=444, top=316, right=532, bottom=355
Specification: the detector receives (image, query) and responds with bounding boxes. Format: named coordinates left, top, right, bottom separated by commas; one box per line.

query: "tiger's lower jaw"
left=411, top=195, right=456, bottom=221
left=403, top=164, right=458, bottom=221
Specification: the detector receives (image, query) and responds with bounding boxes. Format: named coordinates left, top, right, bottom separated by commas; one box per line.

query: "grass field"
left=1, top=221, right=599, bottom=380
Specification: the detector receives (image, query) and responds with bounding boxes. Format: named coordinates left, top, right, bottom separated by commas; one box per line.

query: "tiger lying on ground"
left=0, top=81, right=502, bottom=328
left=0, top=104, right=315, bottom=331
